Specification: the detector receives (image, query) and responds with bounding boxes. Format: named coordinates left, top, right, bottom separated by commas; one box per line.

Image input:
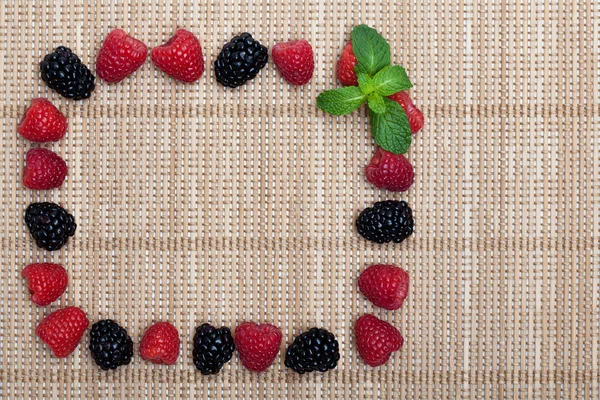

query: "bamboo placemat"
left=0, top=1, right=598, bottom=399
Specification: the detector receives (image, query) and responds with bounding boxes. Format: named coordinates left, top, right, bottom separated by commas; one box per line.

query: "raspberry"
left=22, top=148, right=68, bottom=190
left=17, top=98, right=67, bottom=142
left=192, top=323, right=235, bottom=375
left=271, top=39, right=314, bottom=85
left=365, top=148, right=414, bottom=192
left=214, top=32, right=268, bottom=88
left=96, top=29, right=148, bottom=83
left=139, top=322, right=180, bottom=365
left=336, top=42, right=358, bottom=86
left=388, top=91, right=424, bottom=134
left=356, top=200, right=414, bottom=244
left=151, top=29, right=204, bottom=83
left=285, top=328, right=340, bottom=374
left=36, top=306, right=89, bottom=358
left=22, top=263, right=68, bottom=306
left=354, top=314, right=404, bottom=367
left=39, top=46, right=95, bottom=100
left=89, top=319, right=134, bottom=370
left=234, top=322, right=282, bottom=372
left=358, top=264, right=409, bottom=310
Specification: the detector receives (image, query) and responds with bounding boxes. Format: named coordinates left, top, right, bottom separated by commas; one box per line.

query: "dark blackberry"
left=40, top=46, right=95, bottom=100
left=24, top=202, right=76, bottom=251
left=89, top=319, right=134, bottom=370
left=192, top=323, right=235, bottom=375
left=356, top=200, right=414, bottom=244
left=284, top=327, right=340, bottom=374
left=214, top=32, right=268, bottom=88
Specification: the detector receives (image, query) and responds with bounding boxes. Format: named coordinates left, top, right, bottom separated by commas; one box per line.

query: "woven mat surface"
left=1, top=1, right=598, bottom=399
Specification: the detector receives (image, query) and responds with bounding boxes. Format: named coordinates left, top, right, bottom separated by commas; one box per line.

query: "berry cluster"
left=39, top=29, right=314, bottom=90
left=18, top=28, right=337, bottom=375
left=32, top=298, right=340, bottom=374
left=18, top=30, right=315, bottom=197
left=18, top=24, right=421, bottom=374
left=320, top=25, right=426, bottom=366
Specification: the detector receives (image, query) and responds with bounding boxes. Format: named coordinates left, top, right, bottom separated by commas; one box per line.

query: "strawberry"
left=234, top=322, right=282, bottom=372
left=36, top=306, right=89, bottom=358
left=151, top=29, right=204, bottom=83
left=336, top=42, right=358, bottom=86
left=139, top=321, right=180, bottom=365
left=388, top=91, right=424, bottom=134
left=96, top=29, right=148, bottom=83
left=354, top=314, right=404, bottom=367
left=17, top=98, right=67, bottom=142
left=22, top=263, right=68, bottom=306
left=365, top=148, right=414, bottom=192
left=22, top=148, right=68, bottom=190
left=358, top=264, right=410, bottom=310
left=271, top=39, right=314, bottom=85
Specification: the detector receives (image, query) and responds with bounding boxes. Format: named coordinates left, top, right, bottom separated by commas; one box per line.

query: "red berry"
left=271, top=39, right=314, bottom=85
left=17, top=98, right=67, bottom=143
left=22, top=263, right=68, bottom=306
left=354, top=314, right=404, bottom=367
left=234, top=322, right=282, bottom=372
left=151, top=29, right=204, bottom=83
left=388, top=91, right=424, bottom=134
left=22, top=148, right=68, bottom=190
left=96, top=29, right=148, bottom=83
left=358, top=264, right=409, bottom=310
left=336, top=42, right=358, bottom=86
left=36, top=306, right=89, bottom=358
left=139, top=321, right=180, bottom=365
left=365, top=148, right=414, bottom=192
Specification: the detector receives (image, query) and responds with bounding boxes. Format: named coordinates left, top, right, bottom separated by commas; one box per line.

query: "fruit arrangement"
left=18, top=24, right=422, bottom=373
left=317, top=25, right=425, bottom=366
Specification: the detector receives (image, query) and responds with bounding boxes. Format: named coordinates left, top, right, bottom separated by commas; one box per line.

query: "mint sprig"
left=316, top=24, right=417, bottom=154
left=357, top=73, right=376, bottom=95
left=316, top=86, right=366, bottom=116
left=370, top=98, right=412, bottom=154
left=367, top=93, right=386, bottom=114
left=371, top=66, right=413, bottom=96
left=351, top=25, right=390, bottom=77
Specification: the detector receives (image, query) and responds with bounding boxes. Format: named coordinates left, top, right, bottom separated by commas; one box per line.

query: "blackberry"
left=285, top=327, right=340, bottom=374
left=40, top=46, right=95, bottom=100
left=356, top=200, right=414, bottom=244
left=214, top=32, right=268, bottom=88
left=24, top=202, right=76, bottom=251
left=192, top=323, right=235, bottom=375
left=89, top=319, right=134, bottom=370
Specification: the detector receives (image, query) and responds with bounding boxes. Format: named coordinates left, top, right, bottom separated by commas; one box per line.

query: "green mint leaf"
left=372, top=65, right=413, bottom=96
left=369, top=98, right=412, bottom=154
left=351, top=24, right=391, bottom=77
left=357, top=73, right=375, bottom=95
left=316, top=86, right=367, bottom=116
left=367, top=92, right=386, bottom=114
